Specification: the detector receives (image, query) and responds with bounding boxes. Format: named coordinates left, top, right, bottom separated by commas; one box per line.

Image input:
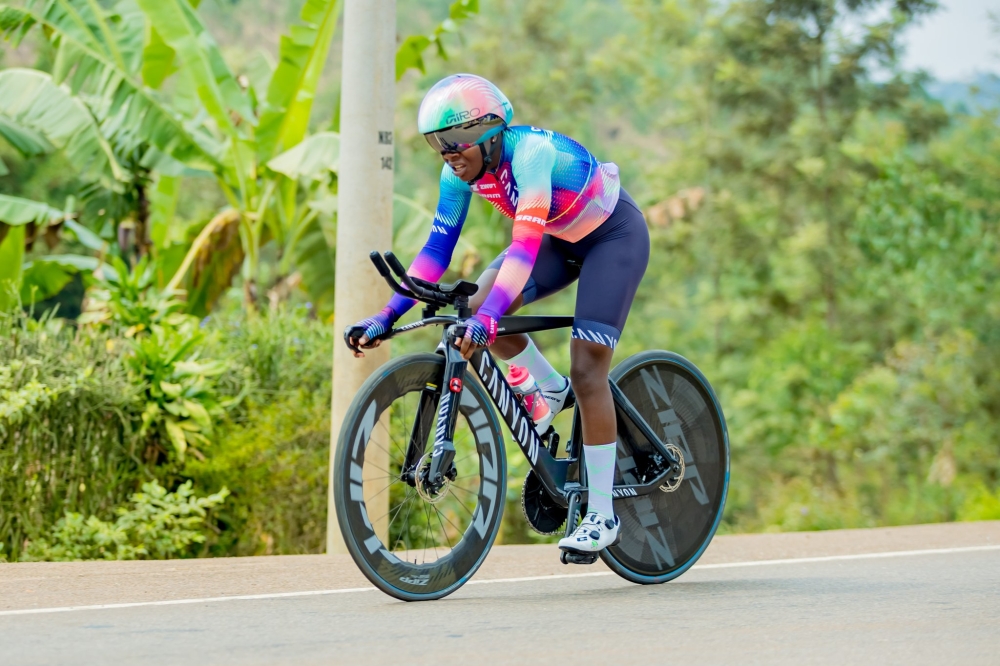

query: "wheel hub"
left=414, top=452, right=454, bottom=504
left=659, top=443, right=686, bottom=492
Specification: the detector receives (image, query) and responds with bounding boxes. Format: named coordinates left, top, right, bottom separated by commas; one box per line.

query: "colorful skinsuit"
left=384, top=126, right=621, bottom=341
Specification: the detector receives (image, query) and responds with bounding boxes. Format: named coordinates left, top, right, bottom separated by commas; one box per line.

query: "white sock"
left=584, top=442, right=617, bottom=520
left=507, top=337, right=566, bottom=393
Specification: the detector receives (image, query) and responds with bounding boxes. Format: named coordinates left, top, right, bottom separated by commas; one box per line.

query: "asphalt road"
left=2, top=522, right=999, bottom=665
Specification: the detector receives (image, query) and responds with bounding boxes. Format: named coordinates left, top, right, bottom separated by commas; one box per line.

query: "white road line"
left=693, top=544, right=1000, bottom=570
left=1, top=544, right=997, bottom=617
left=0, top=587, right=379, bottom=617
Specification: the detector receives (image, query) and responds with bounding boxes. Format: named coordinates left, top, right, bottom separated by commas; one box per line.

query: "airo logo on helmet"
left=443, top=107, right=481, bottom=126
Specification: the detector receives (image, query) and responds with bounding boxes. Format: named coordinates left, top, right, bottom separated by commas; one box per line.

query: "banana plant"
left=0, top=0, right=480, bottom=317
left=0, top=194, right=66, bottom=310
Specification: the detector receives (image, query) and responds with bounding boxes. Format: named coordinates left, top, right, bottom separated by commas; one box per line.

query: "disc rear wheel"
left=599, top=351, right=730, bottom=584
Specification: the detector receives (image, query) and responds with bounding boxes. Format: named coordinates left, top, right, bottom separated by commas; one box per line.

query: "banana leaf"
left=0, top=225, right=24, bottom=311
left=174, top=210, right=245, bottom=316
left=266, top=132, right=339, bottom=182
left=256, top=0, right=340, bottom=159
left=0, top=69, right=125, bottom=189
left=20, top=254, right=102, bottom=303
left=0, top=116, right=54, bottom=156
left=291, top=211, right=336, bottom=319
left=0, top=3, right=224, bottom=171
left=134, top=0, right=254, bottom=135
left=0, top=194, right=67, bottom=227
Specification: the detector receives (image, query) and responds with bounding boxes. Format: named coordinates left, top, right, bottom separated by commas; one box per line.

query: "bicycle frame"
left=357, top=250, right=682, bottom=509
left=403, top=315, right=682, bottom=509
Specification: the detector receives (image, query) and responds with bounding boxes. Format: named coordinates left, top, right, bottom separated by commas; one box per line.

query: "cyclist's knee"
left=570, top=362, right=608, bottom=400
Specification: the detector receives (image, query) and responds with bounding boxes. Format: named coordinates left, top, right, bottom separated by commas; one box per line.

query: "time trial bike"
left=333, top=251, right=730, bottom=601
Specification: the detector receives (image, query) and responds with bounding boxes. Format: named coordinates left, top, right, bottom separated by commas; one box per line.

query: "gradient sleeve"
left=477, top=134, right=556, bottom=322
left=385, top=164, right=472, bottom=318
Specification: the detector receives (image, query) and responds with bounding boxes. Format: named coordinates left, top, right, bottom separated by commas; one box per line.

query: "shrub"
left=185, top=394, right=329, bottom=555
left=20, top=481, right=229, bottom=561
left=0, top=259, right=235, bottom=560
left=0, top=310, right=157, bottom=560
left=185, top=306, right=334, bottom=555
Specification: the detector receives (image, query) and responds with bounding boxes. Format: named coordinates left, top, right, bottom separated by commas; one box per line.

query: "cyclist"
left=348, top=73, right=650, bottom=557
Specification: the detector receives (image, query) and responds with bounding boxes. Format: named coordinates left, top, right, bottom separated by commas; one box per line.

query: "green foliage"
left=0, top=303, right=324, bottom=560
left=79, top=256, right=187, bottom=333
left=185, top=394, right=328, bottom=555
left=82, top=256, right=231, bottom=461
left=185, top=306, right=333, bottom=555
left=0, top=223, right=24, bottom=311
left=0, top=193, right=66, bottom=227
left=0, top=68, right=125, bottom=189
left=395, top=0, right=479, bottom=80
left=20, top=254, right=100, bottom=304
left=255, top=0, right=340, bottom=158
left=20, top=481, right=229, bottom=561
left=135, top=0, right=254, bottom=137
left=128, top=326, right=228, bottom=461
left=0, top=308, right=153, bottom=561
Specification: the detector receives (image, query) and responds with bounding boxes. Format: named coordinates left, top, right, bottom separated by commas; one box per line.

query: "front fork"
left=424, top=326, right=467, bottom=489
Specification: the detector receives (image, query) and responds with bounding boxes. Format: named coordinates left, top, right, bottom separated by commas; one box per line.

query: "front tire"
left=333, top=353, right=506, bottom=601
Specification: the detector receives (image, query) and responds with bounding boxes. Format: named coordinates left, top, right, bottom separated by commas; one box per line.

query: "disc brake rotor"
left=659, top=443, right=686, bottom=493
left=414, top=452, right=452, bottom=504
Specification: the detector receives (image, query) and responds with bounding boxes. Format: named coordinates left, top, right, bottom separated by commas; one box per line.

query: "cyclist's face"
left=441, top=145, right=482, bottom=183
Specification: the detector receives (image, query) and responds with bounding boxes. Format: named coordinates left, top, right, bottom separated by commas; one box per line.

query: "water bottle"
left=507, top=364, right=554, bottom=434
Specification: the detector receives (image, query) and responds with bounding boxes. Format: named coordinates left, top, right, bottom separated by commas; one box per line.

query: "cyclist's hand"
left=345, top=308, right=395, bottom=358
left=457, top=313, right=497, bottom=360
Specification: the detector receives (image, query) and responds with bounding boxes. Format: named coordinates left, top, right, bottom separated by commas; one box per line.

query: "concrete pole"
left=327, top=0, right=396, bottom=555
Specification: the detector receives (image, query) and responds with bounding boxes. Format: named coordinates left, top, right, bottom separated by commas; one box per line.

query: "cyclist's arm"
left=385, top=165, right=472, bottom=318
left=476, top=135, right=556, bottom=324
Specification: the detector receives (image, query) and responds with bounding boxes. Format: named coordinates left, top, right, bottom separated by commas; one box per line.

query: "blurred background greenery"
left=1, top=0, right=998, bottom=561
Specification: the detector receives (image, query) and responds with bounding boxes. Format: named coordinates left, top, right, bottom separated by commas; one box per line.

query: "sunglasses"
left=423, top=115, right=506, bottom=154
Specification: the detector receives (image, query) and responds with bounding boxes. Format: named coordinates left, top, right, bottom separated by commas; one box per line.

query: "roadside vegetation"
left=1, top=0, right=998, bottom=561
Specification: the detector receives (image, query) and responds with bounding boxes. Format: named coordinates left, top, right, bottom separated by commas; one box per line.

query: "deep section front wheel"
left=333, top=353, right=506, bottom=601
left=599, top=350, right=730, bottom=584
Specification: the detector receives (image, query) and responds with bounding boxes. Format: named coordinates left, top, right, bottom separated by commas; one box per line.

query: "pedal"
left=560, top=550, right=600, bottom=565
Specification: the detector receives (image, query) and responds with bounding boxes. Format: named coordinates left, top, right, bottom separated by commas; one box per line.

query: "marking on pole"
left=1, top=544, right=997, bottom=617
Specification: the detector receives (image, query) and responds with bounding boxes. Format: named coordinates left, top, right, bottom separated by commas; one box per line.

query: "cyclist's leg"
left=568, top=189, right=649, bottom=524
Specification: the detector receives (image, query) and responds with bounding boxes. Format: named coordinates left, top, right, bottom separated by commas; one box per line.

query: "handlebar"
left=367, top=250, right=476, bottom=309
left=345, top=251, right=479, bottom=354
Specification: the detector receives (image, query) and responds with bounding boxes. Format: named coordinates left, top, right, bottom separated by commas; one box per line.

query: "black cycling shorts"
left=487, top=188, right=650, bottom=349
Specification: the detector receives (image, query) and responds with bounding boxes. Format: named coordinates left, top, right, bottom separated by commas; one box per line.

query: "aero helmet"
left=418, top=74, right=514, bottom=155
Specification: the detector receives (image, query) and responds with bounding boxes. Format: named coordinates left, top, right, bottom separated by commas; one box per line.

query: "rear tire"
left=598, top=351, right=730, bottom=584
left=333, top=353, right=506, bottom=601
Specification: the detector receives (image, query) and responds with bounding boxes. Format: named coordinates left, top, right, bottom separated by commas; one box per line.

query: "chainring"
left=521, top=470, right=567, bottom=535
